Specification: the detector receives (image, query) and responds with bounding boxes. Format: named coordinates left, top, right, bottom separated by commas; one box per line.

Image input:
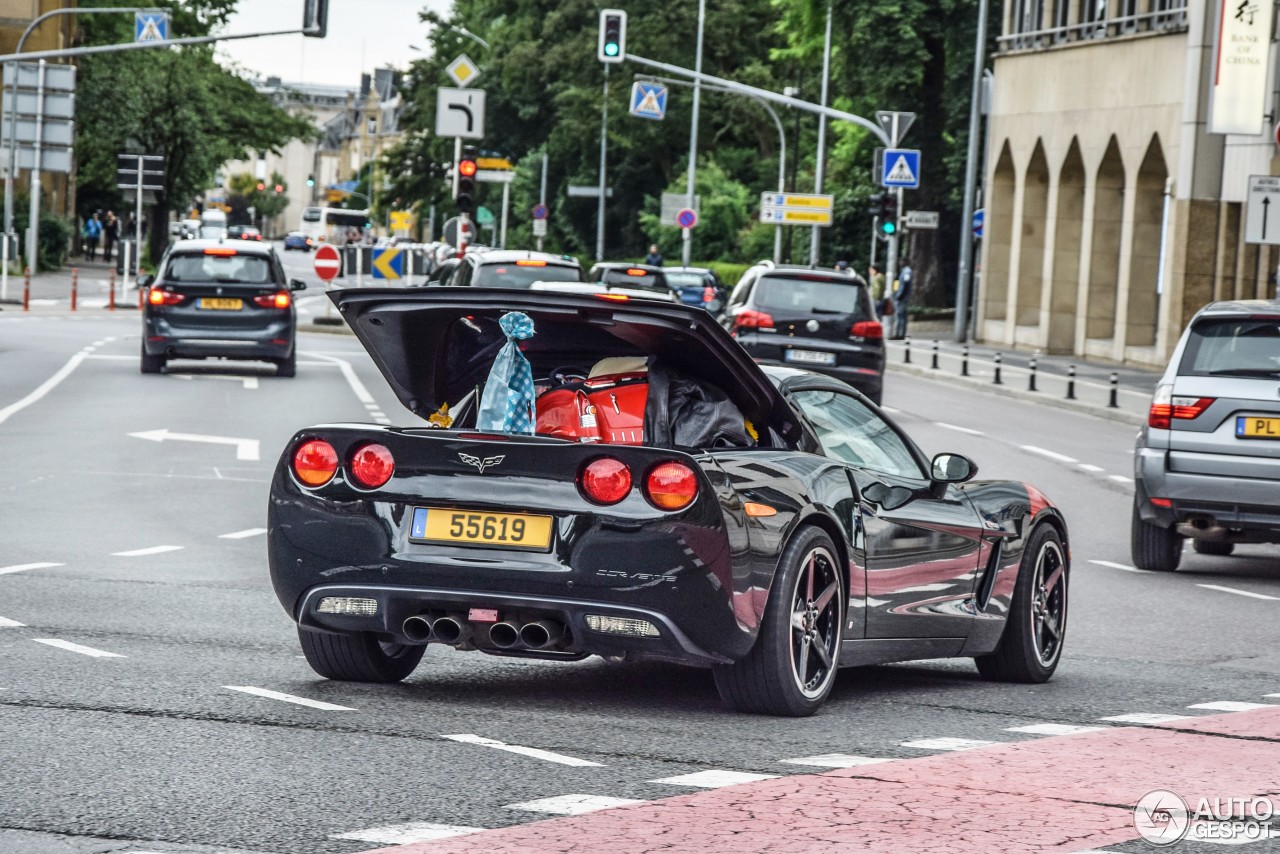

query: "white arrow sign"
left=129, top=428, right=260, bottom=461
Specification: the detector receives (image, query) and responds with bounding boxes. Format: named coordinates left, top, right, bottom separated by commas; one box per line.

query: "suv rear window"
left=755, top=275, right=871, bottom=317
left=1179, top=317, right=1280, bottom=378
left=166, top=253, right=275, bottom=285
left=600, top=268, right=668, bottom=293
left=665, top=272, right=707, bottom=290
left=473, top=262, right=582, bottom=289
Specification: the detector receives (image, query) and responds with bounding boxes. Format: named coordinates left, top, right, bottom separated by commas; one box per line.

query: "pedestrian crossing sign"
left=629, top=82, right=668, bottom=121
left=881, top=148, right=921, bottom=189
left=135, top=11, right=168, bottom=43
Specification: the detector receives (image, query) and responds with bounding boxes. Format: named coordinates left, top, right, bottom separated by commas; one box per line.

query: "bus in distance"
left=300, top=207, right=370, bottom=243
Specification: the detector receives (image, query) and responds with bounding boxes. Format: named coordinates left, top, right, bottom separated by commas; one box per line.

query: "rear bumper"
left=1136, top=447, right=1280, bottom=538
left=736, top=335, right=884, bottom=396
left=144, top=313, right=294, bottom=360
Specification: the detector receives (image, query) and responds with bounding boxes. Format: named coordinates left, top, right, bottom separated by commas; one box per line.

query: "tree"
left=227, top=171, right=289, bottom=228
left=74, top=0, right=315, bottom=261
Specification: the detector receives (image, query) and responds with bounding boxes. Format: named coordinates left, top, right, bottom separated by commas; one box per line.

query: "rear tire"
left=140, top=344, right=165, bottom=374
left=1193, top=539, right=1234, bottom=557
left=975, top=524, right=1068, bottom=683
left=712, top=527, right=844, bottom=716
left=297, top=626, right=423, bottom=682
left=276, top=349, right=297, bottom=378
left=1131, top=502, right=1182, bottom=571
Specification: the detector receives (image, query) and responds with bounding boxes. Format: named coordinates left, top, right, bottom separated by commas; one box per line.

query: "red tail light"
left=1148, top=394, right=1214, bottom=429
left=850, top=320, right=883, bottom=339
left=578, top=457, right=632, bottom=505
left=645, top=461, right=698, bottom=511
left=204, top=247, right=237, bottom=256
left=293, top=439, right=338, bottom=487
left=254, top=291, right=291, bottom=309
left=148, top=288, right=184, bottom=306
left=349, top=443, right=395, bottom=489
left=702, top=287, right=715, bottom=303
left=733, top=309, right=774, bottom=331
left=595, top=293, right=630, bottom=302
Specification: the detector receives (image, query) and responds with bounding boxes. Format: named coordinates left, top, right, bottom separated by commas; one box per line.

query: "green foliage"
left=638, top=161, right=752, bottom=262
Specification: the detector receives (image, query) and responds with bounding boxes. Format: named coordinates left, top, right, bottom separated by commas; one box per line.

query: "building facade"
left=979, top=0, right=1278, bottom=366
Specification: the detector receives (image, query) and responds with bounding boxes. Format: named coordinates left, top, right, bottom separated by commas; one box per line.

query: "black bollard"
left=961, top=345, right=970, bottom=377
left=993, top=352, right=1003, bottom=385
left=1028, top=355, right=1038, bottom=392
left=1108, top=372, right=1119, bottom=408
left=1066, top=364, right=1076, bottom=400
left=904, top=336, right=912, bottom=364
left=930, top=340, right=939, bottom=370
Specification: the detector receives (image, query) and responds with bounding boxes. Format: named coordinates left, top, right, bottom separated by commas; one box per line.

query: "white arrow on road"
left=129, top=428, right=260, bottom=461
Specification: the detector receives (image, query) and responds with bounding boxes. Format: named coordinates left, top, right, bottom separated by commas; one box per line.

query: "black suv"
left=723, top=262, right=885, bottom=403
left=140, top=239, right=305, bottom=377
left=433, top=248, right=584, bottom=288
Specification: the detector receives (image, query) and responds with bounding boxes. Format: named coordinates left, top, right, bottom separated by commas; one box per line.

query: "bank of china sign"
left=1210, top=0, right=1275, bottom=135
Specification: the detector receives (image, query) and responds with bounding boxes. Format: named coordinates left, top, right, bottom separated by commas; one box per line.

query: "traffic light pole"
left=597, top=64, right=608, bottom=262
left=682, top=0, right=706, bottom=268
left=884, top=114, right=907, bottom=327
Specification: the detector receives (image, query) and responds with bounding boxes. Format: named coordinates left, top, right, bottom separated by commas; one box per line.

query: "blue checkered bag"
left=476, top=312, right=537, bottom=434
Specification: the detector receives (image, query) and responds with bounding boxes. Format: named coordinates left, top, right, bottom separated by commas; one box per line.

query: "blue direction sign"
left=629, top=81, right=668, bottom=121
left=881, top=148, right=921, bottom=189
left=135, top=11, right=169, bottom=42
left=972, top=208, right=984, bottom=239
left=372, top=248, right=405, bottom=280
left=532, top=203, right=548, bottom=220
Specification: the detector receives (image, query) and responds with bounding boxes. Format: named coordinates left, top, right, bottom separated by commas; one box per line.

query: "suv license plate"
left=786, top=349, right=836, bottom=366
left=1236, top=416, right=1280, bottom=439
left=198, top=297, right=243, bottom=310
left=410, top=507, right=553, bottom=550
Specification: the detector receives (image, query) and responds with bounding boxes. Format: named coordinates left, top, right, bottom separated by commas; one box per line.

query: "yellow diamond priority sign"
left=446, top=54, right=482, bottom=88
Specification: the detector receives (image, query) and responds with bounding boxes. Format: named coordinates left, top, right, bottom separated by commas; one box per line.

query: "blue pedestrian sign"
left=972, top=208, right=984, bottom=239
left=881, top=148, right=921, bottom=189
left=135, top=11, right=169, bottom=43
left=629, top=82, right=668, bottom=121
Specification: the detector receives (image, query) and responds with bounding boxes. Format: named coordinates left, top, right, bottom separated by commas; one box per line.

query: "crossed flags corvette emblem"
left=459, top=452, right=505, bottom=474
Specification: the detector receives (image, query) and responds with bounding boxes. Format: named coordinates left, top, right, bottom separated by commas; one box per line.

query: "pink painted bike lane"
left=360, top=706, right=1280, bottom=853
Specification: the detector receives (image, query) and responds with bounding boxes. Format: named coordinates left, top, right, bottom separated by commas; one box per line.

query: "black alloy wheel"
left=297, top=626, right=424, bottom=682
left=713, top=527, right=844, bottom=716
left=976, top=524, right=1068, bottom=683
left=1131, top=501, right=1182, bottom=571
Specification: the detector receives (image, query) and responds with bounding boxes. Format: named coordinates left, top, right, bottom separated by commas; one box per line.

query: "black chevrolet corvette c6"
left=268, top=289, right=1070, bottom=716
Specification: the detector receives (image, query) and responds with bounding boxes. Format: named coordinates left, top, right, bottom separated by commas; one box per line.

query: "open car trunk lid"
left=330, top=287, right=813, bottom=449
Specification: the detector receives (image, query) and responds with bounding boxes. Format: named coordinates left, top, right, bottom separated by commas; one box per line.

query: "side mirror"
left=289, top=278, right=307, bottom=291
left=931, top=453, right=977, bottom=484
left=138, top=273, right=154, bottom=287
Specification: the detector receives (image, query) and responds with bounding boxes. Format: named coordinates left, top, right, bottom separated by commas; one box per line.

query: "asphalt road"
left=1, top=282, right=1278, bottom=853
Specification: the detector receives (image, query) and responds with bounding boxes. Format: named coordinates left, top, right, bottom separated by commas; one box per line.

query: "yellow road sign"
left=476, top=157, right=512, bottom=170
left=390, top=210, right=413, bottom=231
left=372, top=248, right=403, bottom=280
left=760, top=192, right=834, bottom=211
left=446, top=54, right=482, bottom=88
left=760, top=207, right=833, bottom=225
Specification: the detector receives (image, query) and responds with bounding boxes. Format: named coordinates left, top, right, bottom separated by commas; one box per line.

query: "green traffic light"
left=604, top=42, right=619, bottom=56
left=882, top=222, right=897, bottom=235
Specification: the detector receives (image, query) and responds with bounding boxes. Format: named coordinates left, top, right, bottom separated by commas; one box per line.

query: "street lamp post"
left=955, top=0, right=990, bottom=342
left=682, top=0, right=706, bottom=267
left=810, top=1, right=834, bottom=266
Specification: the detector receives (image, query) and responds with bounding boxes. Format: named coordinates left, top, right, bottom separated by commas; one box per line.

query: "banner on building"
left=1209, top=0, right=1275, bottom=135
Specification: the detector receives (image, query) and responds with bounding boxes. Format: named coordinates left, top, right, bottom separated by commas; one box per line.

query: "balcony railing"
left=999, top=6, right=1188, bottom=52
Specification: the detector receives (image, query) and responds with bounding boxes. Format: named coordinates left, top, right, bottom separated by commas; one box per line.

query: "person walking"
left=102, top=211, right=119, bottom=262
left=892, top=261, right=913, bottom=339
left=82, top=212, right=103, bottom=261
left=644, top=243, right=663, bottom=266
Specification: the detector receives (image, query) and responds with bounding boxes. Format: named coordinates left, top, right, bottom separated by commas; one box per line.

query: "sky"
left=220, top=0, right=452, bottom=89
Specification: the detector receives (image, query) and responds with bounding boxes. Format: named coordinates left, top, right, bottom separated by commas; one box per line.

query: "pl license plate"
left=198, top=297, right=243, bottom=310
left=785, top=348, right=836, bottom=366
left=410, top=507, right=553, bottom=550
left=1236, top=416, right=1280, bottom=439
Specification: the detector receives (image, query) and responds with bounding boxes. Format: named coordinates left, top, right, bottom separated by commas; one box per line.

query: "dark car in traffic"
left=664, top=266, right=729, bottom=315
left=283, top=231, right=314, bottom=252
left=433, top=248, right=584, bottom=288
left=140, top=239, right=306, bottom=377
left=586, top=262, right=676, bottom=302
left=227, top=225, right=263, bottom=241
left=267, top=288, right=1069, bottom=716
left=723, top=262, right=886, bottom=404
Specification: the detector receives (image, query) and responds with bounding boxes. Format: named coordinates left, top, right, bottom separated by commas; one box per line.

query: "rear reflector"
left=579, top=457, right=632, bottom=504
left=349, top=443, right=395, bottom=489
left=585, top=615, right=659, bottom=637
left=645, top=461, right=698, bottom=510
left=203, top=247, right=237, bottom=256
left=317, top=597, right=378, bottom=616
left=293, top=439, right=338, bottom=487
left=1150, top=498, right=1173, bottom=508
left=516, top=259, right=548, bottom=267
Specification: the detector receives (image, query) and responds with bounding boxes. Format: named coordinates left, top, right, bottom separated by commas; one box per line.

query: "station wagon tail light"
left=349, top=443, right=395, bottom=489
left=1148, top=385, right=1214, bottom=429
left=645, top=461, right=698, bottom=510
left=850, top=320, right=883, bottom=339
left=702, top=287, right=715, bottom=303
left=293, top=439, right=338, bottom=487
left=148, top=288, right=184, bottom=306
left=515, top=259, right=547, bottom=267
left=203, top=247, right=237, bottom=256
left=733, top=309, right=774, bottom=331
left=579, top=457, right=632, bottom=505
left=253, top=291, right=291, bottom=309
left=595, top=293, right=630, bottom=302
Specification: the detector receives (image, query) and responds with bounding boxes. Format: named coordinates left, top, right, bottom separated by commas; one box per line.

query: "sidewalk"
left=0, top=258, right=138, bottom=311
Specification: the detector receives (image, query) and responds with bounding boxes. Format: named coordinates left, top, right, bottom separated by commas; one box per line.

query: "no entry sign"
left=313, top=244, right=342, bottom=281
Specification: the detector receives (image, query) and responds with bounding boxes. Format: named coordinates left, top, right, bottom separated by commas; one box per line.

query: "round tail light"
left=349, top=443, right=395, bottom=489
left=579, top=457, right=632, bottom=505
left=645, top=461, right=698, bottom=510
left=293, top=439, right=338, bottom=487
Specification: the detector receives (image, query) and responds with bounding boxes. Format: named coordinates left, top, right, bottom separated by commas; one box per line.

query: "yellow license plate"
left=1237, top=416, right=1280, bottom=439
left=410, top=507, right=553, bottom=550
left=198, top=297, right=243, bottom=310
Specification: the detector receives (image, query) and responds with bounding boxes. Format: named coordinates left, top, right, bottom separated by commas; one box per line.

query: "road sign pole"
left=25, top=60, right=46, bottom=273
left=597, top=63, right=609, bottom=262
left=538, top=152, right=548, bottom=252
left=133, top=153, right=144, bottom=274
left=884, top=113, right=903, bottom=314
left=500, top=181, right=510, bottom=250
left=955, top=0, right=989, bottom=343
left=809, top=1, right=833, bottom=267
left=452, top=137, right=461, bottom=198
left=683, top=0, right=706, bottom=268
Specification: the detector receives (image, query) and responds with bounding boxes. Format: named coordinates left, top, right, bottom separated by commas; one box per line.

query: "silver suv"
left=1132, top=300, right=1280, bottom=570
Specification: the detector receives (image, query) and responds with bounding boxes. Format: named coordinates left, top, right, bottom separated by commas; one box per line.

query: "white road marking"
left=879, top=405, right=901, bottom=414
left=112, top=545, right=183, bottom=557
left=440, top=733, right=603, bottom=767
left=934, top=421, right=985, bottom=436
left=779, top=754, right=892, bottom=768
left=0, top=616, right=26, bottom=627
left=1088, top=559, right=1154, bottom=574
left=1020, top=445, right=1078, bottom=464
left=1006, top=723, right=1108, bottom=736
left=901, top=738, right=999, bottom=751
left=1108, top=474, right=1134, bottom=484
left=330, top=822, right=486, bottom=844
left=34, top=639, right=124, bottom=658
left=218, top=528, right=268, bottom=540
left=504, top=795, right=643, bottom=815
left=128, top=428, right=260, bottom=461
left=224, top=685, right=356, bottom=711
left=1077, top=464, right=1104, bottom=473
left=0, top=350, right=88, bottom=427
left=1187, top=701, right=1276, bottom=712
left=0, top=562, right=63, bottom=575
left=650, top=770, right=780, bottom=788
left=1100, top=713, right=1192, bottom=724
left=1196, top=584, right=1280, bottom=601
left=306, top=351, right=375, bottom=404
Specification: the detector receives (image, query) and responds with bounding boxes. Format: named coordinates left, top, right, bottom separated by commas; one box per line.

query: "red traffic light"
left=458, top=159, right=478, bottom=177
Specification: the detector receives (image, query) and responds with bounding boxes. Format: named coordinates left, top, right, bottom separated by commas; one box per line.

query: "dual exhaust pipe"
left=402, top=612, right=565, bottom=650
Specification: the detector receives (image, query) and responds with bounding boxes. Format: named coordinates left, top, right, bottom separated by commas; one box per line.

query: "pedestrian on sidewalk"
left=644, top=243, right=663, bottom=266
left=82, top=212, right=103, bottom=261
left=103, top=211, right=119, bottom=262
left=891, top=261, right=913, bottom=339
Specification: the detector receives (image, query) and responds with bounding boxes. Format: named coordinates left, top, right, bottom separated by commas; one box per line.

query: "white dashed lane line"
left=0, top=562, right=63, bottom=575
left=1099, top=713, right=1191, bottom=724
left=779, top=754, right=893, bottom=768
left=650, top=770, right=781, bottom=788
left=1107, top=474, right=1133, bottom=484
left=1188, top=701, right=1276, bottom=712
left=1196, top=584, right=1280, bottom=601
left=224, top=685, right=356, bottom=711
left=33, top=639, right=124, bottom=658
left=901, top=738, right=1000, bottom=751
left=1019, top=445, right=1078, bottom=464
left=933, top=422, right=984, bottom=436
left=1077, top=463, right=1104, bottom=473
left=0, top=616, right=26, bottom=627
left=330, top=823, right=486, bottom=845
left=441, top=733, right=603, bottom=767
left=504, top=795, right=643, bottom=816
left=1088, top=559, right=1154, bottom=574
left=1006, top=723, right=1108, bottom=736
left=111, top=545, right=184, bottom=557
left=217, top=528, right=268, bottom=540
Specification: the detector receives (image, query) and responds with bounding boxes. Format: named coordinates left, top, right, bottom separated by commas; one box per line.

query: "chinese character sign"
left=1210, top=0, right=1275, bottom=134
